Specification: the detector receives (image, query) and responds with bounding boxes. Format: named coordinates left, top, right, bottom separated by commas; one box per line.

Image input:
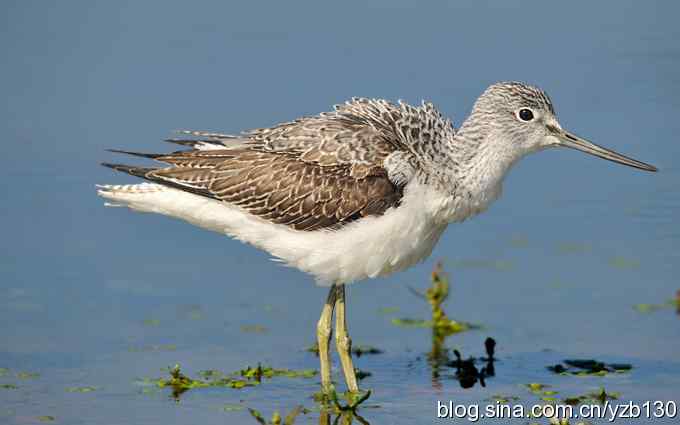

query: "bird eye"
left=518, top=108, right=534, bottom=122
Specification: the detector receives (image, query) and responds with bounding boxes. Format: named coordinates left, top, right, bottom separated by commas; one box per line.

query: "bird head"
left=465, top=82, right=657, bottom=172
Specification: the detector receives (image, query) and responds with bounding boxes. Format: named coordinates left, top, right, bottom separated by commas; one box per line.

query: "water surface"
left=1, top=1, right=679, bottom=424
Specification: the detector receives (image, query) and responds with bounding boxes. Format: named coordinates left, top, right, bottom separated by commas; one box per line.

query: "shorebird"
left=97, top=82, right=656, bottom=395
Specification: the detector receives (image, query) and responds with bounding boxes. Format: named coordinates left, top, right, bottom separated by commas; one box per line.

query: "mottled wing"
left=104, top=100, right=410, bottom=231
left=148, top=148, right=401, bottom=231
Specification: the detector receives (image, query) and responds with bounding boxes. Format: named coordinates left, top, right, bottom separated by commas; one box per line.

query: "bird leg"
left=317, top=283, right=337, bottom=393
left=334, top=284, right=360, bottom=393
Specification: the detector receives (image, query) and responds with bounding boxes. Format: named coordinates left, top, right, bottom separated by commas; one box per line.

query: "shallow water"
left=1, top=1, right=679, bottom=424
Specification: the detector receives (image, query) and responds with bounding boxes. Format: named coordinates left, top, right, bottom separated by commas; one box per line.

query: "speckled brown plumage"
left=102, top=98, right=425, bottom=231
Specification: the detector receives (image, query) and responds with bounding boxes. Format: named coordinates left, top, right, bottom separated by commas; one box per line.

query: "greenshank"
left=97, top=82, right=657, bottom=394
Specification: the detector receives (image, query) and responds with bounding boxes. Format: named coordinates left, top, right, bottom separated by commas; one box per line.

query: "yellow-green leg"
left=334, top=284, right=359, bottom=393
left=317, top=284, right=337, bottom=393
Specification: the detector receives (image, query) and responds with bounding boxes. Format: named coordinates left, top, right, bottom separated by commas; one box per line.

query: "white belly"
left=97, top=181, right=454, bottom=286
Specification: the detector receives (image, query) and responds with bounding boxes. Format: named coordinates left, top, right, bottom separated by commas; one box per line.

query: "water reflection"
left=318, top=409, right=370, bottom=425
left=246, top=404, right=373, bottom=425
left=429, top=333, right=497, bottom=390
left=446, top=338, right=496, bottom=389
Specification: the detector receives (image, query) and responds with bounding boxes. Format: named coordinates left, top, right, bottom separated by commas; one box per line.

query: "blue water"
left=1, top=1, right=679, bottom=424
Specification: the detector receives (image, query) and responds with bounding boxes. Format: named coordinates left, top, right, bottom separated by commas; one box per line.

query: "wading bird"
left=97, top=82, right=656, bottom=395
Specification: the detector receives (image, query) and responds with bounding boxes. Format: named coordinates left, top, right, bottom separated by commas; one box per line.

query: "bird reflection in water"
left=416, top=265, right=496, bottom=389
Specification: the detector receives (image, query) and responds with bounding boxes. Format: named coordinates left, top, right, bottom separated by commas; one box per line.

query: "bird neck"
left=425, top=117, right=523, bottom=221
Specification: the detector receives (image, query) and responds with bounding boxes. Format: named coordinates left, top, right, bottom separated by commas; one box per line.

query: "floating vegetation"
left=633, top=291, right=680, bottom=314
left=526, top=383, right=552, bottom=394
left=248, top=406, right=306, bottom=425
left=37, top=416, right=55, bottom=422
left=563, top=387, right=620, bottom=406
left=486, top=394, right=520, bottom=404
left=354, top=369, right=372, bottom=381
left=150, top=364, right=317, bottom=400
left=547, top=359, right=632, bottom=376
left=351, top=345, right=383, bottom=357
left=377, top=306, right=399, bottom=315
left=634, top=302, right=674, bottom=313
left=0, top=384, right=18, bottom=390
left=66, top=386, right=99, bottom=393
left=142, top=318, right=161, bottom=326
left=305, top=343, right=320, bottom=356
left=240, top=365, right=316, bottom=380
left=524, top=383, right=561, bottom=403
left=128, top=344, right=177, bottom=352
left=0, top=368, right=8, bottom=377
left=305, top=343, right=383, bottom=358
left=608, top=256, right=640, bottom=270
left=391, top=318, right=431, bottom=328
left=241, top=325, right=268, bottom=333
left=16, top=371, right=39, bottom=380
left=155, top=365, right=255, bottom=399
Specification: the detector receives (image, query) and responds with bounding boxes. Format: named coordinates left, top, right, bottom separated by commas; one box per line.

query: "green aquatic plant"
left=240, top=324, right=269, bottom=333
left=354, top=369, right=372, bottom=381
left=390, top=318, right=430, bottom=328
left=142, top=318, right=161, bottom=326
left=239, top=365, right=316, bottom=380
left=634, top=291, right=680, bottom=313
left=563, top=387, right=620, bottom=406
left=305, top=343, right=320, bottom=355
left=151, top=363, right=317, bottom=400
left=486, top=394, right=520, bottom=404
left=392, top=263, right=475, bottom=336
left=392, top=263, right=486, bottom=389
left=351, top=345, right=383, bottom=357
left=248, top=406, right=305, bottom=425
left=377, top=306, right=399, bottom=315
left=427, top=265, right=472, bottom=338
left=0, top=384, right=18, bottom=389
left=547, top=359, right=632, bottom=376
left=526, top=382, right=550, bottom=393
left=525, top=383, right=561, bottom=402
left=608, top=256, right=640, bottom=270
left=305, top=342, right=383, bottom=363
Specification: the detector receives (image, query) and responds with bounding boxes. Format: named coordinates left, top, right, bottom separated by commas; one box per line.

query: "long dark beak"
left=548, top=125, right=657, bottom=172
